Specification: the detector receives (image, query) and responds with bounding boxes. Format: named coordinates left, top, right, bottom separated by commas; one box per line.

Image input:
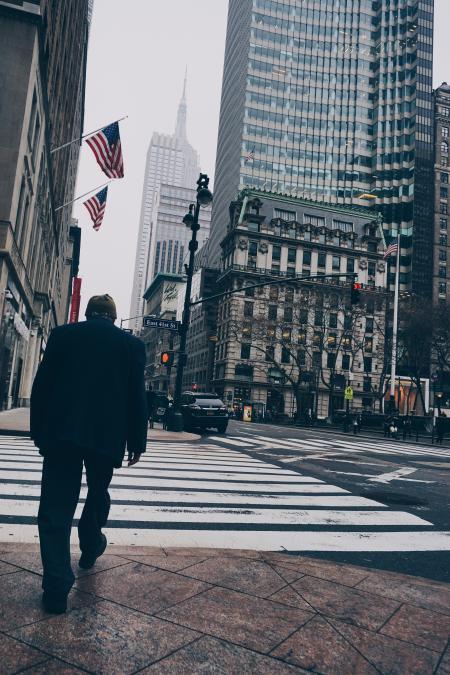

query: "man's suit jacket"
left=30, top=318, right=148, bottom=467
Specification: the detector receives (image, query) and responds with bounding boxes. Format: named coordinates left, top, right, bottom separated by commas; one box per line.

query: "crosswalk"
left=211, top=433, right=450, bottom=461
left=1, top=435, right=450, bottom=552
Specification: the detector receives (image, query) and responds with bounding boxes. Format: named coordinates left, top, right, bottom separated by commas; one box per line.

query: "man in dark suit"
left=31, top=294, right=148, bottom=614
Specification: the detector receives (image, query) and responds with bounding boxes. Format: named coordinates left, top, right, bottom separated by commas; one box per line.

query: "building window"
left=329, top=313, right=338, bottom=328
left=439, top=250, right=447, bottom=262
left=235, top=364, right=253, bottom=381
left=281, top=327, right=291, bottom=342
left=269, top=286, right=279, bottom=300
left=327, top=353, right=336, bottom=369
left=284, top=305, right=293, bottom=321
left=297, top=349, right=306, bottom=366
left=317, top=252, right=326, bottom=268
left=314, top=310, right=323, bottom=326
left=441, top=203, right=448, bottom=215
left=272, top=245, right=281, bottom=261
left=242, top=322, right=252, bottom=338
left=364, top=357, right=372, bottom=372
left=441, top=187, right=448, bottom=199
left=441, top=173, right=449, bottom=184
left=342, top=354, right=350, bottom=370
left=346, top=258, right=355, bottom=273
left=240, top=343, right=251, bottom=359
left=248, top=241, right=258, bottom=257
left=245, top=285, right=255, bottom=297
left=365, top=337, right=373, bottom=352
left=265, top=345, right=275, bottom=361
left=439, top=266, right=447, bottom=278
left=327, top=333, right=337, bottom=348
left=304, top=214, right=325, bottom=228
left=443, top=127, right=449, bottom=139
left=303, top=250, right=311, bottom=266
left=287, top=247, right=296, bottom=264
left=442, top=141, right=449, bottom=154
left=285, top=287, right=294, bottom=302
left=344, top=314, right=352, bottom=330
left=268, top=305, right=277, bottom=320
left=244, top=301, right=253, bottom=318
left=274, top=208, right=296, bottom=221
left=439, top=282, right=447, bottom=295
left=332, top=220, right=353, bottom=232
left=440, top=107, right=450, bottom=117
left=363, top=377, right=372, bottom=393
left=366, top=318, right=374, bottom=333
left=312, top=352, right=322, bottom=368
left=440, top=234, right=447, bottom=246
left=440, top=218, right=447, bottom=231
left=332, top=255, right=341, bottom=271
left=281, top=347, right=290, bottom=364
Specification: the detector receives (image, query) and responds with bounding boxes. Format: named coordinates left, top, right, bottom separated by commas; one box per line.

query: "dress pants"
left=38, top=448, right=114, bottom=596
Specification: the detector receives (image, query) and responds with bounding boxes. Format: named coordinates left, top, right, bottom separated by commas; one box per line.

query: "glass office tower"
left=207, top=0, right=434, bottom=295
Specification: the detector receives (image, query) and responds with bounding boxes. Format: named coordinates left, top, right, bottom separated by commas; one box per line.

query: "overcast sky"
left=74, top=0, right=450, bottom=325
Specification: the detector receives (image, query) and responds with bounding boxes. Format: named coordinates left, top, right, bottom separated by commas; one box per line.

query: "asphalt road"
left=218, top=420, right=450, bottom=582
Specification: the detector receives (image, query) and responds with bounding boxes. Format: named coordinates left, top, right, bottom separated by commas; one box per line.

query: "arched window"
left=442, top=141, right=449, bottom=154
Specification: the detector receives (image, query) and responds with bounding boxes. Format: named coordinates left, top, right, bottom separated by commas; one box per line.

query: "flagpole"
left=54, top=181, right=111, bottom=212
left=50, top=116, right=128, bottom=154
left=389, top=231, right=401, bottom=404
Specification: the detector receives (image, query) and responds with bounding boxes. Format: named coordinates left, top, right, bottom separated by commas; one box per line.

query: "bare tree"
left=397, top=297, right=432, bottom=413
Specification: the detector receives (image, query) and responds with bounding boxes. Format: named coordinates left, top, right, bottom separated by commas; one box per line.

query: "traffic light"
left=160, top=351, right=174, bottom=366
left=351, top=281, right=362, bottom=305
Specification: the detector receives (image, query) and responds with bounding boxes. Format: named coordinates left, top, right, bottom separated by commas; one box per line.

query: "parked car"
left=180, top=391, right=228, bottom=433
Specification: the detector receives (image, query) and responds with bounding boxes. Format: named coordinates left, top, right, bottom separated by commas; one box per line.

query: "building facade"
left=128, top=76, right=201, bottom=332
left=150, top=183, right=210, bottom=280
left=0, top=0, right=88, bottom=409
left=174, top=267, right=220, bottom=393
left=204, top=0, right=434, bottom=299
left=432, top=82, right=450, bottom=305
left=213, top=190, right=388, bottom=419
left=141, top=273, right=185, bottom=393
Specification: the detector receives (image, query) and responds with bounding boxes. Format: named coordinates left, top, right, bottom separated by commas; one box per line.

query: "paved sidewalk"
left=0, top=543, right=449, bottom=673
left=0, top=407, right=200, bottom=442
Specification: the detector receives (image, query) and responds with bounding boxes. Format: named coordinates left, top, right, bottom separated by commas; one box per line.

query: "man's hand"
left=127, top=451, right=141, bottom=466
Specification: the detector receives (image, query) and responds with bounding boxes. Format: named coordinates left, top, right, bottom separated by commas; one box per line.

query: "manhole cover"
left=364, top=490, right=428, bottom=506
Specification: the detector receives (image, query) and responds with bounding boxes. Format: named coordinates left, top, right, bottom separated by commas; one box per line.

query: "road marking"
left=369, top=467, right=418, bottom=483
left=0, top=435, right=444, bottom=551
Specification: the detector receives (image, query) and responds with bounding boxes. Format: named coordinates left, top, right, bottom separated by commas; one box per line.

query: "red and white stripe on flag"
left=383, top=242, right=398, bottom=259
left=83, top=186, right=108, bottom=231
left=85, top=122, right=124, bottom=179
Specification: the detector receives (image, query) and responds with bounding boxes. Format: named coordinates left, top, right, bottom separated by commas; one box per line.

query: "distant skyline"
left=74, top=0, right=449, bottom=325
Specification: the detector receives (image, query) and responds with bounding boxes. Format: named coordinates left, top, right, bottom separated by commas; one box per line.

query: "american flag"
left=86, top=122, right=124, bottom=178
left=383, top=241, right=398, bottom=259
left=84, top=187, right=108, bottom=231
left=244, top=148, right=255, bottom=163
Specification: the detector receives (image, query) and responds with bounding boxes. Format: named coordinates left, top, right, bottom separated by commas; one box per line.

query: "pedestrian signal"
left=351, top=282, right=362, bottom=305
left=160, top=351, right=173, bottom=366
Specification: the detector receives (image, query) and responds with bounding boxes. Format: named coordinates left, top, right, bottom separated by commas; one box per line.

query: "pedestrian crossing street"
left=1, top=435, right=450, bottom=552
left=211, top=433, right=450, bottom=461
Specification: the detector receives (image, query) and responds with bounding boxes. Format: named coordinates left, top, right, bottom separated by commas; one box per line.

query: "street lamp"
left=167, top=173, right=213, bottom=431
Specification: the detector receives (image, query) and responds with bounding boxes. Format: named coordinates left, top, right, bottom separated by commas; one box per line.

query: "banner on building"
left=69, top=277, right=82, bottom=323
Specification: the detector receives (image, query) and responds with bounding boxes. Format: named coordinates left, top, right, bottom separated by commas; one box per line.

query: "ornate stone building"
left=213, top=190, right=389, bottom=419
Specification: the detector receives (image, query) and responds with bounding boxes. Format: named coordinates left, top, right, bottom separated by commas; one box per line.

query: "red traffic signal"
left=351, top=281, right=362, bottom=305
left=160, top=351, right=173, bottom=366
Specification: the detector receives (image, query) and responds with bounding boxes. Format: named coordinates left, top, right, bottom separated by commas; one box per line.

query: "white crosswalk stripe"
left=213, top=434, right=450, bottom=460
left=0, top=435, right=450, bottom=552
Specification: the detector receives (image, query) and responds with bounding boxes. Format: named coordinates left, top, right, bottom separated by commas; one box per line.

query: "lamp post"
left=167, top=173, right=213, bottom=431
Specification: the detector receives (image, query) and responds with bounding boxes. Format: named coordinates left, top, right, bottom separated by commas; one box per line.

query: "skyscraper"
left=129, top=75, right=201, bottom=332
left=206, top=0, right=434, bottom=296
left=432, top=82, right=450, bottom=304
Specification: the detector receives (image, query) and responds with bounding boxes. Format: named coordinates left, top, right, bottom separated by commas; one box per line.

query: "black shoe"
left=42, top=591, right=67, bottom=614
left=79, top=533, right=107, bottom=570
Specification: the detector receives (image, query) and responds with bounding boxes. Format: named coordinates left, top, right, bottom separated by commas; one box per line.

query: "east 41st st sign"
left=142, top=317, right=181, bottom=331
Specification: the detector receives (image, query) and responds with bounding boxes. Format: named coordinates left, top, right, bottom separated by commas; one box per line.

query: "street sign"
left=344, top=386, right=354, bottom=401
left=142, top=317, right=181, bottom=331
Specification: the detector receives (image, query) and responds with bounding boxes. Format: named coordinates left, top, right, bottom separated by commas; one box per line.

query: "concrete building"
left=0, top=0, right=89, bottom=409
left=433, top=83, right=450, bottom=304
left=213, top=190, right=388, bottom=419
left=174, top=267, right=220, bottom=393
left=141, top=273, right=185, bottom=393
left=128, top=75, right=201, bottom=332
left=203, top=0, right=434, bottom=299
left=150, top=183, right=210, bottom=280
